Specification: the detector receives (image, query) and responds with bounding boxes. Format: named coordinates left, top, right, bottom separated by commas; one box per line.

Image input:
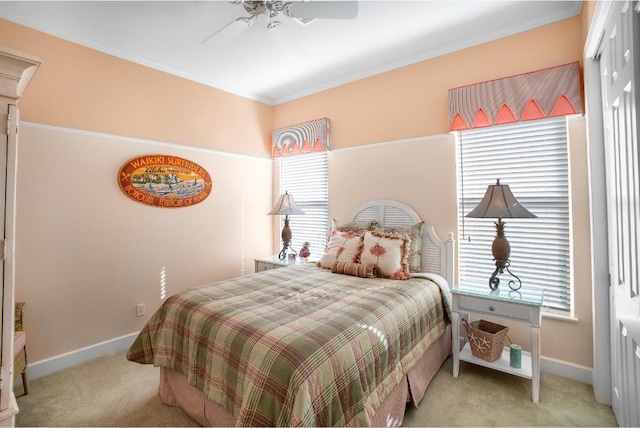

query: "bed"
left=127, top=200, right=455, bottom=426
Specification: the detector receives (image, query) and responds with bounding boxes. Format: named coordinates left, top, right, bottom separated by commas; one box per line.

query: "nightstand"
left=254, top=255, right=298, bottom=272
left=451, top=284, right=543, bottom=403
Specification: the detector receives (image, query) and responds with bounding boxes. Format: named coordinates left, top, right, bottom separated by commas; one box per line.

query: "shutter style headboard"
left=349, top=200, right=455, bottom=286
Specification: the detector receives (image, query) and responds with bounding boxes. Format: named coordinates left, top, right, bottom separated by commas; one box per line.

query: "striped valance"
left=272, top=117, right=330, bottom=158
left=448, top=62, right=583, bottom=131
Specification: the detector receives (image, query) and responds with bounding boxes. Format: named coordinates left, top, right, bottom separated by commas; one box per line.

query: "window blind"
left=456, top=117, right=571, bottom=315
left=279, top=151, right=329, bottom=260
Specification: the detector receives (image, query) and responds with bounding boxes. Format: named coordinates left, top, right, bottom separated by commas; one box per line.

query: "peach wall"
left=328, top=135, right=457, bottom=243
left=15, top=123, right=273, bottom=362
left=273, top=16, right=584, bottom=149
left=273, top=16, right=594, bottom=368
left=581, top=1, right=598, bottom=45
left=0, top=18, right=273, bottom=157
left=0, top=20, right=276, bottom=362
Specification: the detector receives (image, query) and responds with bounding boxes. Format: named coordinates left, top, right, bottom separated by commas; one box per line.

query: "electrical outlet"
left=136, top=303, right=145, bottom=317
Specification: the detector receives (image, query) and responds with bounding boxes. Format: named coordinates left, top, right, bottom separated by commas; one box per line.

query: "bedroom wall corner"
left=0, top=18, right=274, bottom=158
left=0, top=18, right=277, bottom=367
left=272, top=16, right=584, bottom=149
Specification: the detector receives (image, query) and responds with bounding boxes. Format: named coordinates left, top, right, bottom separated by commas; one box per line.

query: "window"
left=456, top=117, right=571, bottom=315
left=279, top=151, right=329, bottom=260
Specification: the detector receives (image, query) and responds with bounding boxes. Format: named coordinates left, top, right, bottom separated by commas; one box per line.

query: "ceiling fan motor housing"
left=202, top=0, right=357, bottom=42
left=242, top=1, right=283, bottom=20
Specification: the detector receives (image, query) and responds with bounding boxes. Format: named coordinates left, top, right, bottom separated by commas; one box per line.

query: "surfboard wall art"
left=118, top=155, right=213, bottom=208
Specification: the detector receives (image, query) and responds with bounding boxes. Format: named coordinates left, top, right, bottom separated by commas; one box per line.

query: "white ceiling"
left=0, top=1, right=582, bottom=105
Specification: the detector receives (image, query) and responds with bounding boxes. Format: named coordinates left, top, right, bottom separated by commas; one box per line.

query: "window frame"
left=455, top=117, right=573, bottom=316
left=277, top=151, right=329, bottom=261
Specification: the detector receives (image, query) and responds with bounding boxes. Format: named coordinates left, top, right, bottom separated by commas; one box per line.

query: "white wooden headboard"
left=349, top=199, right=455, bottom=286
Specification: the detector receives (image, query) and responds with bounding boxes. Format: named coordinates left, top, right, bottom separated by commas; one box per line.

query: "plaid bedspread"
left=127, top=263, right=450, bottom=427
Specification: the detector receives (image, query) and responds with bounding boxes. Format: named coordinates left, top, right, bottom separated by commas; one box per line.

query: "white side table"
left=451, top=284, right=544, bottom=403
left=254, top=255, right=299, bottom=272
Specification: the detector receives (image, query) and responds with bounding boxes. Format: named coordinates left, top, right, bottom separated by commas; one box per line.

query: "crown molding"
left=0, top=44, right=40, bottom=100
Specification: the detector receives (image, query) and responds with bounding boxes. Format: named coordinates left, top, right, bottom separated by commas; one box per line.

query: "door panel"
left=0, top=103, right=8, bottom=413
left=1, top=103, right=18, bottom=413
left=599, top=1, right=640, bottom=426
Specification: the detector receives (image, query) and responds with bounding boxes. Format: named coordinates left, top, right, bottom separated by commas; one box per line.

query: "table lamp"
left=268, top=191, right=305, bottom=260
left=466, top=179, right=536, bottom=291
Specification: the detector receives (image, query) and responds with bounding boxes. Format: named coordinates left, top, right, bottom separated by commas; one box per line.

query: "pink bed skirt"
left=159, top=324, right=451, bottom=426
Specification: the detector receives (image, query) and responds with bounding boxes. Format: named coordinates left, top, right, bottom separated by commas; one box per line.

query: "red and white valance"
left=272, top=117, right=330, bottom=158
left=448, top=62, right=583, bottom=131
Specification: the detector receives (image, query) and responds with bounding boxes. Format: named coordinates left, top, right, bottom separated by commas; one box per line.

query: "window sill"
left=542, top=312, right=579, bottom=323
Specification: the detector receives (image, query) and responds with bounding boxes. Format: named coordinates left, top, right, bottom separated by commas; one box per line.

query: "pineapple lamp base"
left=278, top=216, right=293, bottom=261
left=489, top=218, right=522, bottom=291
left=489, top=259, right=522, bottom=291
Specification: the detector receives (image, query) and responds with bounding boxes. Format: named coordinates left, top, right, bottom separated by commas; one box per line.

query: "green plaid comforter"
left=127, top=264, right=450, bottom=427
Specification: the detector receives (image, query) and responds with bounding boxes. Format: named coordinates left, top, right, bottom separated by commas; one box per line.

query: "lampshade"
left=268, top=191, right=305, bottom=216
left=466, top=179, right=537, bottom=219
left=465, top=179, right=535, bottom=291
left=268, top=191, right=304, bottom=261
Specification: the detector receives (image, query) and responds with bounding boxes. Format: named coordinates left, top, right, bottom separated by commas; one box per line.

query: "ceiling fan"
left=202, top=1, right=359, bottom=42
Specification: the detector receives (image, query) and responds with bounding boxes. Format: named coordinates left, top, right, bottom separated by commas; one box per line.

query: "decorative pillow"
left=374, top=222, right=425, bottom=272
left=331, top=261, right=377, bottom=278
left=317, top=230, right=364, bottom=269
left=332, top=218, right=378, bottom=234
left=360, top=230, right=411, bottom=280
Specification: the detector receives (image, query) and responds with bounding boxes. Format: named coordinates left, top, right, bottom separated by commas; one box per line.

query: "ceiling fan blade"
left=286, top=1, right=358, bottom=20
left=201, top=17, right=253, bottom=43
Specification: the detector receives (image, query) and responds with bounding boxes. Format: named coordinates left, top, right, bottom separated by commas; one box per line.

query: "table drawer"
left=457, top=295, right=533, bottom=322
left=256, top=261, right=276, bottom=272
left=256, top=260, right=290, bottom=272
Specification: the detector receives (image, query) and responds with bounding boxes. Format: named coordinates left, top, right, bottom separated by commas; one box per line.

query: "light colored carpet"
left=15, top=352, right=617, bottom=427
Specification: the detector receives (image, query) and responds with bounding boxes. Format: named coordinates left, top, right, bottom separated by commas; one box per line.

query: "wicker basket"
left=462, top=318, right=509, bottom=362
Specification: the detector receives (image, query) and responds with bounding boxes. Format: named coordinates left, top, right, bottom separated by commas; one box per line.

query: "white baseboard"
left=17, top=332, right=139, bottom=384
left=541, top=355, right=593, bottom=385
left=16, top=332, right=593, bottom=388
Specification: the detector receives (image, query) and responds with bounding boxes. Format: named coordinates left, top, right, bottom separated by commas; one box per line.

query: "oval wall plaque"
left=118, top=155, right=213, bottom=208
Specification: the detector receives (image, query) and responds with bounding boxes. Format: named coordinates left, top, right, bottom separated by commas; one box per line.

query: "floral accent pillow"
left=331, top=261, right=378, bottom=278
left=374, top=222, right=425, bottom=272
left=317, top=229, right=364, bottom=269
left=360, top=230, right=411, bottom=280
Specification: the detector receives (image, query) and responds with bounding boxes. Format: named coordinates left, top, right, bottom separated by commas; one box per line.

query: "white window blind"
left=279, top=152, right=329, bottom=260
left=456, top=117, right=571, bottom=315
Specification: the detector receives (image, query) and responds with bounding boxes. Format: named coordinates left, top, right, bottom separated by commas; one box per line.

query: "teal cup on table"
left=510, top=344, right=522, bottom=368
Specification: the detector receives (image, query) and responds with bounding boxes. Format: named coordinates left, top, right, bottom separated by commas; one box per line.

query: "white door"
left=0, top=104, right=15, bottom=416
left=0, top=104, right=17, bottom=414
left=598, top=1, right=640, bottom=426
left=0, top=106, right=7, bottom=412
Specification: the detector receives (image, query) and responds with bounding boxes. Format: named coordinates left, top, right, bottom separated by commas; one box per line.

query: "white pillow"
left=360, top=230, right=411, bottom=279
left=317, top=229, right=364, bottom=269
